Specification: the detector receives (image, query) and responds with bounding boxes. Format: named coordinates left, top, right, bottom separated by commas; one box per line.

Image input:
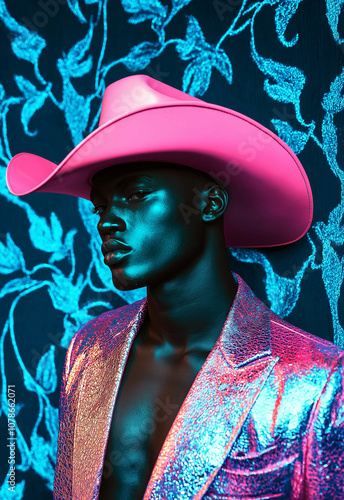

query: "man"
left=7, top=75, right=344, bottom=499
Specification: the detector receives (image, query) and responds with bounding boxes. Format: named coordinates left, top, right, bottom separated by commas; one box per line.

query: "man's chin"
left=111, top=271, right=145, bottom=291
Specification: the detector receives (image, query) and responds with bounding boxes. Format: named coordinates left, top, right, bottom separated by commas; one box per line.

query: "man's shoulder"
left=269, top=310, right=344, bottom=372
left=67, top=298, right=146, bottom=356
left=235, top=273, right=344, bottom=364
left=82, top=298, right=145, bottom=333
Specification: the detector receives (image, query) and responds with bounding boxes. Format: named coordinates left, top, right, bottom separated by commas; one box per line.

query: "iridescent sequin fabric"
left=53, top=274, right=344, bottom=499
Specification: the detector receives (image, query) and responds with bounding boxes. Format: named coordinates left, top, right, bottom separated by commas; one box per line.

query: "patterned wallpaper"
left=0, top=0, right=343, bottom=497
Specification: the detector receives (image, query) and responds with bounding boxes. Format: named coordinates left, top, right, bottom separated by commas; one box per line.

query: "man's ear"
left=201, top=184, right=228, bottom=221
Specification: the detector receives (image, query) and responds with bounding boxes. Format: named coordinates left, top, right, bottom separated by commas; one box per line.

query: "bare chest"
left=98, top=340, right=205, bottom=500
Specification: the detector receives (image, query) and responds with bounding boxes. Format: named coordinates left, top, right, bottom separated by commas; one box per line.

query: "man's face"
left=90, top=162, right=213, bottom=291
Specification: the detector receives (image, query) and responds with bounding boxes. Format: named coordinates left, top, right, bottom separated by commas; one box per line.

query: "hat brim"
left=6, top=102, right=313, bottom=248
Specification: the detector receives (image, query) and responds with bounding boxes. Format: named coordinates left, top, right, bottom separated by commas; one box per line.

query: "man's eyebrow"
left=90, top=173, right=156, bottom=202
left=116, top=173, right=155, bottom=189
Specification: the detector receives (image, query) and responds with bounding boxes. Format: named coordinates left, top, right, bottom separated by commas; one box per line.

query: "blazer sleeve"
left=304, top=353, right=344, bottom=498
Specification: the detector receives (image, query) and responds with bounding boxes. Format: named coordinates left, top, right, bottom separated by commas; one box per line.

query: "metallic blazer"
left=53, top=274, right=344, bottom=499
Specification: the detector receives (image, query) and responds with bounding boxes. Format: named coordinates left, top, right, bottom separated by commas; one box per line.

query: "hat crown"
left=99, top=74, right=201, bottom=127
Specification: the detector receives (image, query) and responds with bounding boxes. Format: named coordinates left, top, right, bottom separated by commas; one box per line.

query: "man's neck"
left=144, top=244, right=237, bottom=355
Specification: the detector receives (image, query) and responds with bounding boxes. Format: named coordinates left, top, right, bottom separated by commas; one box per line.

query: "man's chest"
left=98, top=340, right=205, bottom=499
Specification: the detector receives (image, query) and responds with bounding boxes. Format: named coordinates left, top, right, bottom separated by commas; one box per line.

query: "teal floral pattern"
left=0, top=0, right=343, bottom=497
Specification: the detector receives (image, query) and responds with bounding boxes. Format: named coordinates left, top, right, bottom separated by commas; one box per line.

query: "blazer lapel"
left=144, top=274, right=279, bottom=500
left=72, top=299, right=148, bottom=499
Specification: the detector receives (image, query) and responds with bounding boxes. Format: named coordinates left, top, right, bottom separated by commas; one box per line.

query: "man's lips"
left=101, top=239, right=131, bottom=255
left=101, top=239, right=132, bottom=265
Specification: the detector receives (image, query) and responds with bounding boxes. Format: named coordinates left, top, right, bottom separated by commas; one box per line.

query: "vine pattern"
left=0, top=0, right=343, bottom=496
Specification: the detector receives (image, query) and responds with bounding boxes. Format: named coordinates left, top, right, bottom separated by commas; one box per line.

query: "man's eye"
left=91, top=205, right=106, bottom=215
left=127, top=191, right=149, bottom=201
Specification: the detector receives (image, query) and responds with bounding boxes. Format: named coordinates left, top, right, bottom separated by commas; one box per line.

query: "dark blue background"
left=0, top=0, right=343, bottom=497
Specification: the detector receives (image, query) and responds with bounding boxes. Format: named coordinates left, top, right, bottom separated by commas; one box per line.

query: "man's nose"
left=97, top=210, right=125, bottom=236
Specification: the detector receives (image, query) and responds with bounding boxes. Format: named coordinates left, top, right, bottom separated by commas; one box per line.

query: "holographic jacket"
left=53, top=274, right=344, bottom=499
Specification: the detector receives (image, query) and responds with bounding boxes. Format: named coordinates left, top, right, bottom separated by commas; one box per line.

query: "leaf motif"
left=266, top=274, right=303, bottom=318
left=10, top=30, right=46, bottom=66
left=123, top=41, right=160, bottom=71
left=128, top=12, right=157, bottom=23
left=230, top=248, right=308, bottom=317
left=262, top=59, right=306, bottom=106
left=58, top=22, right=94, bottom=78
left=67, top=0, right=87, bottom=23
left=250, top=23, right=306, bottom=107
left=0, top=0, right=46, bottom=64
left=322, top=243, right=343, bottom=298
left=0, top=233, right=25, bottom=275
left=321, top=74, right=344, bottom=182
left=67, top=24, right=93, bottom=63
left=0, top=478, right=25, bottom=499
left=322, top=112, right=338, bottom=175
left=78, top=56, right=94, bottom=78
left=213, top=49, right=233, bottom=85
left=275, top=0, right=302, bottom=47
left=183, top=56, right=213, bottom=96
left=30, top=433, right=55, bottom=488
left=185, top=15, right=206, bottom=46
left=327, top=206, right=344, bottom=245
left=14, top=75, right=38, bottom=98
left=176, top=16, right=212, bottom=63
left=61, top=80, right=91, bottom=145
left=28, top=211, right=64, bottom=254
left=14, top=75, right=50, bottom=135
left=47, top=273, right=84, bottom=314
left=121, top=0, right=168, bottom=22
left=175, top=38, right=193, bottom=59
left=322, top=68, right=344, bottom=114
left=21, top=93, right=49, bottom=136
left=271, top=119, right=310, bottom=154
left=49, top=228, right=77, bottom=263
left=22, top=370, right=38, bottom=393
left=325, top=0, right=344, bottom=44
left=57, top=27, right=94, bottom=143
left=176, top=15, right=207, bottom=60
left=0, top=277, right=38, bottom=298
left=35, top=346, right=57, bottom=394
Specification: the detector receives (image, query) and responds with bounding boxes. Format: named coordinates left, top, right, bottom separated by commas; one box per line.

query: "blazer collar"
left=144, top=274, right=278, bottom=499
left=219, top=272, right=272, bottom=368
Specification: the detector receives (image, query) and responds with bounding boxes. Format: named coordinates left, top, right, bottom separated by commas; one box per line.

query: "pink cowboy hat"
left=6, top=74, right=313, bottom=248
